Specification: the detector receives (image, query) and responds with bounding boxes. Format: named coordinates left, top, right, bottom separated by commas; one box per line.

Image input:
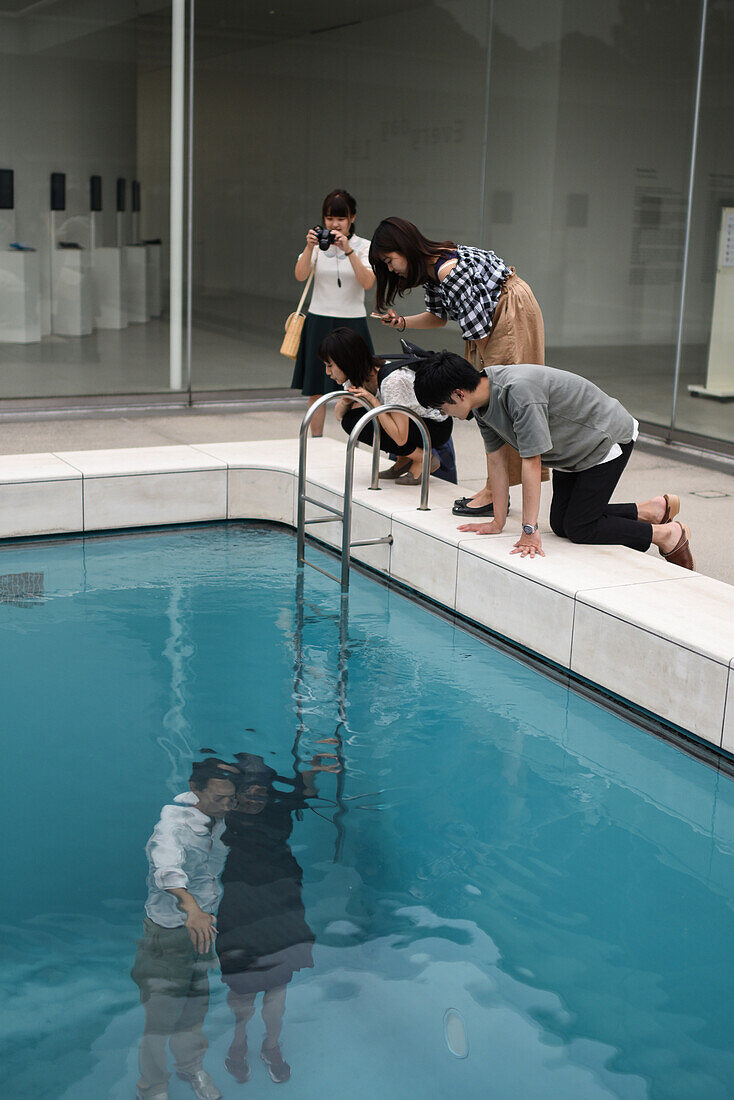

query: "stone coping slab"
left=0, top=452, right=82, bottom=482
left=0, top=437, right=732, bottom=751
left=57, top=444, right=227, bottom=476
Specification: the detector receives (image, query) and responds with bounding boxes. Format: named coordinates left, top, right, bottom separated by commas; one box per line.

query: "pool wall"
left=1, top=437, right=733, bottom=752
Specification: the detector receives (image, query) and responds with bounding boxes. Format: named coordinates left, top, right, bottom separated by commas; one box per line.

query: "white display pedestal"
left=0, top=211, right=15, bottom=251
left=0, top=252, right=41, bottom=343
left=52, top=250, right=93, bottom=336
left=689, top=207, right=734, bottom=402
left=92, top=247, right=128, bottom=330
left=125, top=245, right=148, bottom=323
left=145, top=243, right=162, bottom=317
left=39, top=236, right=52, bottom=337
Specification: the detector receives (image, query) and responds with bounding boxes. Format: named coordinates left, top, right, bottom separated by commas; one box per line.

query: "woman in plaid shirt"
left=369, top=217, right=545, bottom=516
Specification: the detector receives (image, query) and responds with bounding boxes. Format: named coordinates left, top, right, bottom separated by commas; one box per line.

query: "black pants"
left=340, top=407, right=452, bottom=456
left=549, top=441, right=652, bottom=552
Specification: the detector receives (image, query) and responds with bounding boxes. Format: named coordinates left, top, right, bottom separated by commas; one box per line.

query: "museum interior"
left=1, top=0, right=733, bottom=450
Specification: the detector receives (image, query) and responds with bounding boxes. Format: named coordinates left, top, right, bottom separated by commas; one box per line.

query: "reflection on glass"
left=488, top=0, right=700, bottom=430
left=0, top=2, right=172, bottom=400
left=190, top=1, right=490, bottom=392
left=675, top=0, right=734, bottom=443
left=131, top=760, right=235, bottom=1100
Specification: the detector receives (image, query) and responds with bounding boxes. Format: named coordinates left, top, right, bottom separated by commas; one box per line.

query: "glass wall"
left=673, top=0, right=734, bottom=442
left=189, top=0, right=491, bottom=394
left=188, top=0, right=734, bottom=447
left=485, top=0, right=734, bottom=447
left=0, top=0, right=173, bottom=400
left=1, top=0, right=733, bottom=451
left=486, top=0, right=700, bottom=430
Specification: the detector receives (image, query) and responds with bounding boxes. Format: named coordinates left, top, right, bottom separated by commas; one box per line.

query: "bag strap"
left=377, top=359, right=407, bottom=386
left=294, top=263, right=315, bottom=316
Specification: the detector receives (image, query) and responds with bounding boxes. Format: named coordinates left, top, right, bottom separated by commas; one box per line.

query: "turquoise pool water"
left=1, top=523, right=733, bottom=1099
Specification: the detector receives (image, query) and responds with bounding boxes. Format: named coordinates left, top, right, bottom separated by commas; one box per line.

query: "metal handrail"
left=297, top=391, right=379, bottom=564
left=342, top=405, right=431, bottom=589
left=297, top=395, right=433, bottom=591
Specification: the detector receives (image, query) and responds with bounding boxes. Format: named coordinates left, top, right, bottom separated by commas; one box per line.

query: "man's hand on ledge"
left=511, top=530, right=545, bottom=559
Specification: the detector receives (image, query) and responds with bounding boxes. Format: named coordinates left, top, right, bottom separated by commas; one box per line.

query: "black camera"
left=313, top=225, right=336, bottom=251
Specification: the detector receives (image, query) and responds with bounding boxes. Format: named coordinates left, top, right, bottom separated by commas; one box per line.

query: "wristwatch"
left=522, top=523, right=539, bottom=536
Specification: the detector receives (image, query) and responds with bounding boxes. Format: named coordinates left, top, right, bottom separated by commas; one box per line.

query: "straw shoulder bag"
left=280, top=267, right=315, bottom=360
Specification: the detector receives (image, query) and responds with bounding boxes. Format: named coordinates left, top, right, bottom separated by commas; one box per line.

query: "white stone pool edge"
left=2, top=436, right=733, bottom=754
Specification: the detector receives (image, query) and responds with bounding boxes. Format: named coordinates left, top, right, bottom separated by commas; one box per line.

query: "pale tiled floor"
left=2, top=320, right=734, bottom=443
left=0, top=321, right=293, bottom=395
left=1, top=402, right=733, bottom=585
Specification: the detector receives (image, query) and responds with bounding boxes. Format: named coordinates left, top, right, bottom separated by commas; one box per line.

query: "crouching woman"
left=318, top=327, right=452, bottom=484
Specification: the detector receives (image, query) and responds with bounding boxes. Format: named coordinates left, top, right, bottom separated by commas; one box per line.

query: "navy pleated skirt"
left=291, top=313, right=373, bottom=397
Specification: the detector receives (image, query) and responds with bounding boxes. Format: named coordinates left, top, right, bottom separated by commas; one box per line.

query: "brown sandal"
left=661, top=522, right=695, bottom=571
left=662, top=493, right=680, bottom=524
left=379, top=458, right=411, bottom=480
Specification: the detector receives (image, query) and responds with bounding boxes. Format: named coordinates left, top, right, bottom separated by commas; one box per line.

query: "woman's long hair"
left=318, top=327, right=382, bottom=388
left=322, top=188, right=357, bottom=238
left=369, top=217, right=456, bottom=311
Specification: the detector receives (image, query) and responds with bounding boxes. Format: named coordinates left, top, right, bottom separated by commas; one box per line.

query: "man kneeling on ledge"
left=413, top=353, right=694, bottom=569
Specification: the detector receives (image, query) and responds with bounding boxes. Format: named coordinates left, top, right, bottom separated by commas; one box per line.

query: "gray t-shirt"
left=475, top=364, right=635, bottom=472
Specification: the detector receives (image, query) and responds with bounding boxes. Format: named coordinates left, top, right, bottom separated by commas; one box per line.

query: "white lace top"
left=345, top=367, right=447, bottom=422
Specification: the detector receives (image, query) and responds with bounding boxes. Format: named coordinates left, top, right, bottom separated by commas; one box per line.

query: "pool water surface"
left=1, top=523, right=733, bottom=1099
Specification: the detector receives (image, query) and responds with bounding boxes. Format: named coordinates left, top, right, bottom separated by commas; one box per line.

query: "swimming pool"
left=1, top=522, right=734, bottom=1098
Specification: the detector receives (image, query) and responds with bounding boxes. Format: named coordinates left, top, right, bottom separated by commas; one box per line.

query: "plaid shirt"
left=423, top=246, right=511, bottom=340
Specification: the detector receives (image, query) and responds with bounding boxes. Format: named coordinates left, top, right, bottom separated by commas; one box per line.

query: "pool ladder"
left=297, top=391, right=432, bottom=592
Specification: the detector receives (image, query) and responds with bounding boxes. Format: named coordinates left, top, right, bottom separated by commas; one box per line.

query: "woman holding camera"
left=369, top=216, right=545, bottom=516
left=292, top=189, right=375, bottom=437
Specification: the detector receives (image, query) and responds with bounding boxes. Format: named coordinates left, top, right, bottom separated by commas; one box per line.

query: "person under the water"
left=132, top=759, right=236, bottom=1100
left=215, top=751, right=336, bottom=1085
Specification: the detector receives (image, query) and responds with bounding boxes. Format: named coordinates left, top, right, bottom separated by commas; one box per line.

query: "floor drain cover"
left=0, top=571, right=44, bottom=606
